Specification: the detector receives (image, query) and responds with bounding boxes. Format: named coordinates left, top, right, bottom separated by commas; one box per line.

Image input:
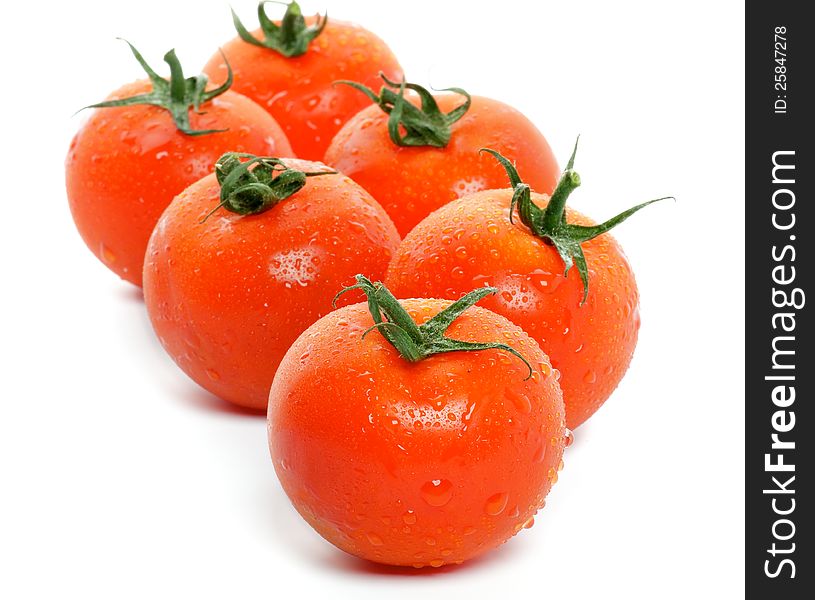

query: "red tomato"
left=386, top=147, right=667, bottom=428
left=143, top=157, right=399, bottom=410
left=269, top=278, right=566, bottom=567
left=203, top=1, right=403, bottom=160
left=323, top=78, right=559, bottom=237
left=66, top=44, right=292, bottom=286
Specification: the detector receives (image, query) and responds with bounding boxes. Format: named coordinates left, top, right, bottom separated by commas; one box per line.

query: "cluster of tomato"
left=66, top=1, right=665, bottom=570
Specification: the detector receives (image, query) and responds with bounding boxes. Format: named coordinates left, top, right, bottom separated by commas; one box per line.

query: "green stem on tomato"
left=80, top=40, right=233, bottom=136
left=201, top=152, right=336, bottom=221
left=231, top=1, right=327, bottom=58
left=334, top=275, right=532, bottom=378
left=335, top=74, right=470, bottom=148
left=480, top=140, right=673, bottom=304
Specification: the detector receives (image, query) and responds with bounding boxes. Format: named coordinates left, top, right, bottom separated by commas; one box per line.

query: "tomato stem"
left=80, top=40, right=233, bottom=136
left=231, top=1, right=327, bottom=58
left=480, top=141, right=673, bottom=304
left=334, top=275, right=532, bottom=378
left=202, top=152, right=336, bottom=221
left=335, top=74, right=470, bottom=148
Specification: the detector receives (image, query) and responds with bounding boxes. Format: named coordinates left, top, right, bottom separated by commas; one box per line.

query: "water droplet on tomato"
left=484, top=492, right=508, bottom=516
left=100, top=244, right=117, bottom=265
left=205, top=369, right=221, bottom=381
left=364, top=532, right=383, bottom=546
left=402, top=510, right=417, bottom=525
left=420, top=479, right=453, bottom=507
left=504, top=388, right=531, bottom=413
left=564, top=429, right=574, bottom=447
left=429, top=559, right=444, bottom=568
left=583, top=370, right=597, bottom=384
left=523, top=517, right=535, bottom=529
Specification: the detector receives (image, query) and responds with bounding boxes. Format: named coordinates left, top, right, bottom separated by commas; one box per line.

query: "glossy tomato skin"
left=269, top=300, right=566, bottom=567
left=323, top=95, right=559, bottom=237
left=385, top=191, right=640, bottom=430
left=66, top=80, right=292, bottom=286
left=143, top=161, right=399, bottom=410
left=203, top=20, right=403, bottom=160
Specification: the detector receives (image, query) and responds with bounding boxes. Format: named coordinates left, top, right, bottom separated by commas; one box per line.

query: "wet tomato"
left=143, top=155, right=399, bottom=410
left=323, top=76, right=559, bottom=237
left=269, top=277, right=566, bottom=567
left=386, top=146, right=668, bottom=428
left=203, top=1, right=403, bottom=160
left=66, top=42, right=292, bottom=286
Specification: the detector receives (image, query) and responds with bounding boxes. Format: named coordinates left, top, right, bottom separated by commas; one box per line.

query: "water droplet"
left=429, top=559, right=444, bottom=568
left=487, top=223, right=499, bottom=235
left=583, top=370, right=597, bottom=384
left=564, top=429, right=574, bottom=447
left=484, top=492, right=509, bottom=516
left=558, top=458, right=565, bottom=472
left=205, top=369, right=220, bottom=381
left=523, top=517, right=535, bottom=529
left=425, top=537, right=436, bottom=546
left=100, top=244, right=117, bottom=264
left=366, top=532, right=383, bottom=546
left=463, top=526, right=477, bottom=535
left=440, top=548, right=452, bottom=556
left=402, top=510, right=417, bottom=525
left=504, top=388, right=531, bottom=413
left=420, top=479, right=453, bottom=507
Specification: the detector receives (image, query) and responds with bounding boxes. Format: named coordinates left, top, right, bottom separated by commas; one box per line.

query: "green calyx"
left=334, top=275, right=532, bottom=379
left=336, top=74, right=471, bottom=148
left=481, top=139, right=673, bottom=304
left=231, top=1, right=327, bottom=58
left=82, top=39, right=233, bottom=136
left=202, top=152, right=336, bottom=221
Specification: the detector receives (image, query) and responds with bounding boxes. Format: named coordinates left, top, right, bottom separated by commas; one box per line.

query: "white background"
left=0, top=1, right=745, bottom=598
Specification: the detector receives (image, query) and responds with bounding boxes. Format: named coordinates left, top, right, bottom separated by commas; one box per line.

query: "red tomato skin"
left=385, top=190, right=640, bottom=430
left=66, top=80, right=293, bottom=286
left=269, top=300, right=566, bottom=567
left=203, top=20, right=403, bottom=161
left=323, top=94, right=560, bottom=237
left=143, top=161, right=400, bottom=410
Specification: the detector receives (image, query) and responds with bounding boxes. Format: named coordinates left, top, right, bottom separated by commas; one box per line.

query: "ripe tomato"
left=203, top=1, right=403, bottom=160
left=269, top=277, right=566, bottom=568
left=143, top=156, right=399, bottom=410
left=386, top=146, right=668, bottom=429
left=323, top=76, right=559, bottom=237
left=66, top=43, right=292, bottom=286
